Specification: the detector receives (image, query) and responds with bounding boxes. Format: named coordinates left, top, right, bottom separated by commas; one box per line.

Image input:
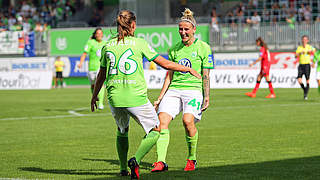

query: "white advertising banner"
left=214, top=52, right=298, bottom=69
left=0, top=57, right=53, bottom=90
left=0, top=31, right=24, bottom=54
left=0, top=71, right=53, bottom=90
left=144, top=69, right=317, bottom=89
left=0, top=57, right=51, bottom=72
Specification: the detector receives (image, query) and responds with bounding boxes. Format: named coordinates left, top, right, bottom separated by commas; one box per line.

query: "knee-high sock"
left=299, top=83, right=305, bottom=91
left=156, top=129, right=170, bottom=162
left=117, top=131, right=128, bottom=171
left=252, top=81, right=260, bottom=93
left=98, top=85, right=105, bottom=106
left=135, top=131, right=160, bottom=164
left=186, top=131, right=198, bottom=160
left=306, top=83, right=310, bottom=95
left=267, top=81, right=274, bottom=94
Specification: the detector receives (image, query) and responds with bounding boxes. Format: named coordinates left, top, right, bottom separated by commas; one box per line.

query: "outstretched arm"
left=201, top=69, right=210, bottom=111
left=154, top=71, right=173, bottom=110
left=153, top=56, right=201, bottom=79
left=249, top=57, right=262, bottom=67
left=91, top=67, right=106, bottom=112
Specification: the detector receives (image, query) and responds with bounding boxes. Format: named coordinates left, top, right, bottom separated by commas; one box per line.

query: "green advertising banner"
left=50, top=24, right=209, bottom=56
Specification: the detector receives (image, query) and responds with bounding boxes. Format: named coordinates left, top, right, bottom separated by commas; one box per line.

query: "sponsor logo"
left=0, top=74, right=40, bottom=88
left=56, top=37, right=67, bottom=50
left=178, top=58, right=192, bottom=74
left=12, top=62, right=47, bottom=70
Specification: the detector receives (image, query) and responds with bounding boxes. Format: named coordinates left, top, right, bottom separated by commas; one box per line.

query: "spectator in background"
left=280, top=4, right=289, bottom=22
left=88, top=9, right=102, bottom=27
left=247, top=11, right=260, bottom=30
left=210, top=7, right=219, bottom=32
left=303, top=5, right=312, bottom=23
left=297, top=3, right=305, bottom=22
left=236, top=9, right=245, bottom=24
left=286, top=13, right=296, bottom=29
left=22, top=16, right=31, bottom=33
left=54, top=56, right=65, bottom=88
left=262, top=8, right=271, bottom=23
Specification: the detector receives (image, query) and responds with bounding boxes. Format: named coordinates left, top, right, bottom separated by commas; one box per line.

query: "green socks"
left=116, top=131, right=129, bottom=171
left=156, top=129, right=170, bottom=162
left=186, top=131, right=198, bottom=160
left=135, top=131, right=160, bottom=164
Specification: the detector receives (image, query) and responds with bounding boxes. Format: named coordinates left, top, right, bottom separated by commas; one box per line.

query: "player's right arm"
left=153, top=56, right=201, bottom=79
left=78, top=40, right=91, bottom=68
left=78, top=52, right=87, bottom=68
left=154, top=70, right=173, bottom=110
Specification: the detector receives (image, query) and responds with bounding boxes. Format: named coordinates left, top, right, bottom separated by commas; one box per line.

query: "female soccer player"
left=313, top=47, right=320, bottom=93
left=295, top=35, right=316, bottom=100
left=91, top=10, right=201, bottom=179
left=152, top=8, right=213, bottom=172
left=78, top=28, right=106, bottom=109
left=245, top=37, right=276, bottom=98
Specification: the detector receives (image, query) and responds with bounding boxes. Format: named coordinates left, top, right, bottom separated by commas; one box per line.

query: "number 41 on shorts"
left=188, top=98, right=201, bottom=110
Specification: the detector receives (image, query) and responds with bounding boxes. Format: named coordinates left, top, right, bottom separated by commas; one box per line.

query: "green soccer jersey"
left=313, top=50, right=320, bottom=72
left=84, top=39, right=107, bottom=71
left=168, top=39, right=213, bottom=91
left=100, top=36, right=159, bottom=107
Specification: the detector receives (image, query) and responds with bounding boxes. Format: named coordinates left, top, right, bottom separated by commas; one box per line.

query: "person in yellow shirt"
left=54, top=56, right=65, bottom=88
left=295, top=35, right=315, bottom=100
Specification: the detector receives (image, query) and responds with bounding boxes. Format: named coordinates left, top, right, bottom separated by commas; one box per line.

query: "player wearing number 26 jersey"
left=90, top=10, right=201, bottom=179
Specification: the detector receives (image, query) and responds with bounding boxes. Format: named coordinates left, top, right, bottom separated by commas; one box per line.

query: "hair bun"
left=182, top=8, right=193, bottom=17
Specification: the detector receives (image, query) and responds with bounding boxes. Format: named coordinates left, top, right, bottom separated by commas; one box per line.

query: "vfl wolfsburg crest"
left=178, top=58, right=191, bottom=74
left=56, top=37, right=67, bottom=50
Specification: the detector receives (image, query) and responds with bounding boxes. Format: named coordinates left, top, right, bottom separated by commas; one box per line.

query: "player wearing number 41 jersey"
left=90, top=10, right=201, bottom=179
left=152, top=8, right=213, bottom=173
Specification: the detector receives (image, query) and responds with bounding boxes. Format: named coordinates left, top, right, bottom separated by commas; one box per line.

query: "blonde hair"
left=116, top=10, right=136, bottom=43
left=180, top=8, right=196, bottom=27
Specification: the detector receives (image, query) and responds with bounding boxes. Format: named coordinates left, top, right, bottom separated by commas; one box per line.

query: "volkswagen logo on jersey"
left=178, top=58, right=192, bottom=74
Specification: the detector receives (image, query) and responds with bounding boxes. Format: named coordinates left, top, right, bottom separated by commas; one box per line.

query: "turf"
left=0, top=88, right=320, bottom=180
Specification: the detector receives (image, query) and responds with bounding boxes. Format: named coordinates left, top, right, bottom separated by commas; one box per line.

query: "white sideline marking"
left=0, top=107, right=111, bottom=121
left=212, top=102, right=320, bottom=110
left=68, top=110, right=84, bottom=116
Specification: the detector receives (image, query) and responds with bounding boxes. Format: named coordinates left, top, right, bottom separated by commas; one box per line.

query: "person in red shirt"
left=245, top=37, right=276, bottom=98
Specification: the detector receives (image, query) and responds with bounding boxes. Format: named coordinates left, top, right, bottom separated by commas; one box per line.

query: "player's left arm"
left=91, top=67, right=106, bottom=112
left=201, top=68, right=210, bottom=111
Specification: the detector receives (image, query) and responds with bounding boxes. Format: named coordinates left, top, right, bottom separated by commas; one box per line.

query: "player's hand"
left=249, top=63, right=253, bottom=67
left=312, top=63, right=315, bottom=68
left=77, top=63, right=82, bottom=68
left=189, top=68, right=201, bottom=79
left=91, top=96, right=99, bottom=112
left=154, top=99, right=161, bottom=111
left=201, top=97, right=210, bottom=111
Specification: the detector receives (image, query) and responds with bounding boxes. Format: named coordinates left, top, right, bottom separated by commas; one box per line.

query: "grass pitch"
left=0, top=88, right=320, bottom=180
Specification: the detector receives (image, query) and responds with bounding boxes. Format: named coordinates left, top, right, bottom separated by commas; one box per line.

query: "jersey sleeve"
left=84, top=40, right=91, bottom=53
left=100, top=46, right=108, bottom=68
left=201, top=42, right=214, bottom=69
left=141, top=39, right=159, bottom=62
left=314, top=51, right=320, bottom=63
left=296, top=46, right=301, bottom=55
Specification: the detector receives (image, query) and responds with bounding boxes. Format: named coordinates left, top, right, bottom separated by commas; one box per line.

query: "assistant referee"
left=295, top=35, right=315, bottom=100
